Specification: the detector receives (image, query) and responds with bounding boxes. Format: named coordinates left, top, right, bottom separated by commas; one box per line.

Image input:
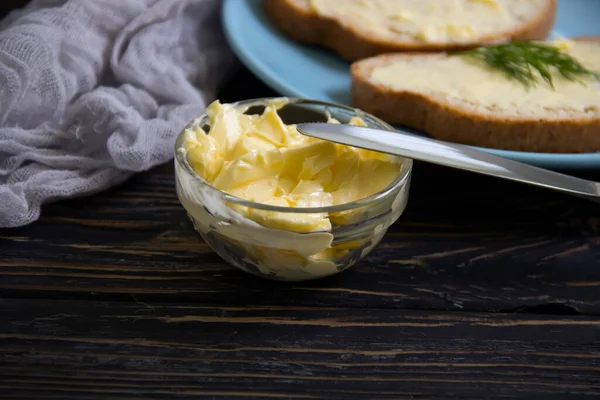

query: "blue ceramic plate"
left=222, top=0, right=600, bottom=169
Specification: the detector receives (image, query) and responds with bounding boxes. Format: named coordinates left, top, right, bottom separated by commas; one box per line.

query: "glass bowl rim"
left=174, top=97, right=413, bottom=214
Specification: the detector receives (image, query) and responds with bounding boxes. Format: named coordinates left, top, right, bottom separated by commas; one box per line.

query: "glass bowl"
left=174, top=98, right=413, bottom=281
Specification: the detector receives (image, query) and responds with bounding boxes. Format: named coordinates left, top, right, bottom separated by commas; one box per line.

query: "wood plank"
left=1, top=160, right=600, bottom=314
left=0, top=299, right=599, bottom=399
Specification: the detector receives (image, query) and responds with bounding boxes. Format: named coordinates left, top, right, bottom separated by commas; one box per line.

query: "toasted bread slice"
left=263, top=0, right=557, bottom=61
left=350, top=38, right=600, bottom=153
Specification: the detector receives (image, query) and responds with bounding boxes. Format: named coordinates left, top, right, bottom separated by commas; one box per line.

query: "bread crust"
left=263, top=0, right=557, bottom=62
left=350, top=38, right=600, bottom=154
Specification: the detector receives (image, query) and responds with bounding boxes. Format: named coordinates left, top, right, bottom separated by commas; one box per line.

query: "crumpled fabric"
left=0, top=0, right=235, bottom=228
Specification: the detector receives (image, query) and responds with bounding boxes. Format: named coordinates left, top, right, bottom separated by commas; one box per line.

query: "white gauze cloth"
left=0, top=0, right=235, bottom=228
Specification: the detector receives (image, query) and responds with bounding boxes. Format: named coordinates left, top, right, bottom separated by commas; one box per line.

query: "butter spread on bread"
left=309, top=0, right=531, bottom=43
left=371, top=40, right=600, bottom=114
left=263, top=0, right=556, bottom=61
left=351, top=39, right=600, bottom=153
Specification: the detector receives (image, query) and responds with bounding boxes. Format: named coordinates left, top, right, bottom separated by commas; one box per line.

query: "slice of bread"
left=263, top=0, right=557, bottom=61
left=350, top=38, right=600, bottom=153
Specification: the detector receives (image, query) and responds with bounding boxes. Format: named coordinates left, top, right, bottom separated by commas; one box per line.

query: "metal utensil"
left=296, top=123, right=600, bottom=202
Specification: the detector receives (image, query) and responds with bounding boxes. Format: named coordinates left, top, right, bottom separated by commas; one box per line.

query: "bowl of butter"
left=174, top=97, right=412, bottom=281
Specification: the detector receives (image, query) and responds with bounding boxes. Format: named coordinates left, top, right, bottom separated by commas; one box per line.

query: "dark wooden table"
left=1, top=66, right=600, bottom=399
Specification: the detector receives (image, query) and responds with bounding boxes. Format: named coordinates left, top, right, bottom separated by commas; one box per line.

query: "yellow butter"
left=183, top=127, right=223, bottom=182
left=369, top=41, right=600, bottom=114
left=183, top=100, right=402, bottom=233
left=469, top=0, right=501, bottom=9
left=309, top=0, right=542, bottom=44
left=417, top=23, right=476, bottom=42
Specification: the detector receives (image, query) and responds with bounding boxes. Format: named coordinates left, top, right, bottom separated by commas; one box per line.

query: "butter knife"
left=296, top=123, right=600, bottom=202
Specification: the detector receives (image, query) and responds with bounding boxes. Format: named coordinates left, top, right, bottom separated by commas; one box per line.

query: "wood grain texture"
left=1, top=299, right=599, bottom=399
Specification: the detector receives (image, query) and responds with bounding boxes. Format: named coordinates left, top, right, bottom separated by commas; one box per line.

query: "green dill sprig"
left=455, top=41, right=600, bottom=89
